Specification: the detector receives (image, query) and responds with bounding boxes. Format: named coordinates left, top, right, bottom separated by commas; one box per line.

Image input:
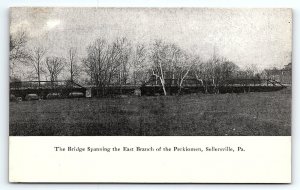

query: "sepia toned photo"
left=9, top=8, right=292, bottom=136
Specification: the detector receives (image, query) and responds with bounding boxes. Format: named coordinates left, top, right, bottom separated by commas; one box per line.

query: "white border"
left=9, top=136, right=291, bottom=183
left=1, top=0, right=299, bottom=189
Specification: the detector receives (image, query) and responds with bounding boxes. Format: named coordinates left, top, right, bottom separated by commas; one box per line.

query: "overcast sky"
left=10, top=7, right=292, bottom=70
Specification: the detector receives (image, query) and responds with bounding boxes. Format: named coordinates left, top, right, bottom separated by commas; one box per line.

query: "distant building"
left=265, top=63, right=292, bottom=85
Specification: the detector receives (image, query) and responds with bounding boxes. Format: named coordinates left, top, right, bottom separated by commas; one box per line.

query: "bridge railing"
left=10, top=80, right=85, bottom=90
left=142, top=78, right=285, bottom=87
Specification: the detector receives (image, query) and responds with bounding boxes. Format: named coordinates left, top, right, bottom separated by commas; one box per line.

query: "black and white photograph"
left=9, top=7, right=292, bottom=136
left=6, top=5, right=295, bottom=185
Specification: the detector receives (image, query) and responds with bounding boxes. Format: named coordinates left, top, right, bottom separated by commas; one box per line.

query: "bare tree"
left=28, top=47, right=47, bottom=87
left=45, top=56, right=65, bottom=83
left=132, top=44, right=148, bottom=85
left=149, top=40, right=168, bottom=95
left=192, top=58, right=208, bottom=92
left=149, top=40, right=185, bottom=95
left=192, top=53, right=239, bottom=93
left=9, top=31, right=31, bottom=77
left=83, top=38, right=108, bottom=88
left=176, top=54, right=197, bottom=94
left=67, top=47, right=81, bottom=82
left=219, top=61, right=239, bottom=80
left=113, top=37, right=132, bottom=85
left=244, top=64, right=258, bottom=79
left=83, top=38, right=121, bottom=96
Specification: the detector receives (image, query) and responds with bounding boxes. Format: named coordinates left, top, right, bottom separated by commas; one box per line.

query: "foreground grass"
left=10, top=88, right=291, bottom=136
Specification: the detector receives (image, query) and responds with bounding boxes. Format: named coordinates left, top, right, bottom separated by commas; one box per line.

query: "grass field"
left=9, top=88, right=291, bottom=136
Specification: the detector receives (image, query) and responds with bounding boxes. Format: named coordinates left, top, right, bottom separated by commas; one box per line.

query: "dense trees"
left=10, top=32, right=266, bottom=95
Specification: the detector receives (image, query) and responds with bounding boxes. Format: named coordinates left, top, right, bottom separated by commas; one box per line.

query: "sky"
left=10, top=7, right=292, bottom=73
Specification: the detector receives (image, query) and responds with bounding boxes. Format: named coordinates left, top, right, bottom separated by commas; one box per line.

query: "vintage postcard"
left=9, top=7, right=292, bottom=183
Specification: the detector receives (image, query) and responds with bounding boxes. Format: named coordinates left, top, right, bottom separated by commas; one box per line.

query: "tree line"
left=10, top=31, right=263, bottom=95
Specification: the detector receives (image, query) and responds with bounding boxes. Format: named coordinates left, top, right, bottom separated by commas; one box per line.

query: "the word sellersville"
left=54, top=146, right=244, bottom=152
